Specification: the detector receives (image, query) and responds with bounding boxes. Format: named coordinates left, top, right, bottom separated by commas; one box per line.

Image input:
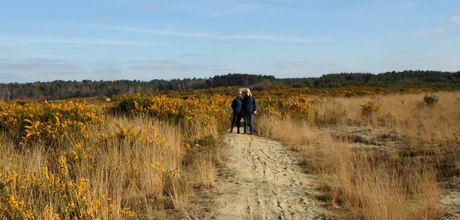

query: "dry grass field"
left=257, top=92, right=460, bottom=220
left=0, top=90, right=459, bottom=219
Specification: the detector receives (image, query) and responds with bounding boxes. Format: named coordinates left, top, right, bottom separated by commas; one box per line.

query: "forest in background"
left=0, top=70, right=459, bottom=100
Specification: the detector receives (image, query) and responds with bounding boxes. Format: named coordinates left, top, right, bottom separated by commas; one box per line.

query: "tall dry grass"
left=256, top=91, right=460, bottom=220
left=258, top=115, right=439, bottom=220
left=320, top=92, right=460, bottom=148
left=0, top=116, right=218, bottom=219
left=314, top=92, right=460, bottom=177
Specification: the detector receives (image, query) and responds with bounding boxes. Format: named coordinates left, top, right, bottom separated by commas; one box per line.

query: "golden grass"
left=328, top=92, right=460, bottom=145
left=196, top=152, right=216, bottom=188
left=256, top=92, right=460, bottom=220
left=258, top=116, right=440, bottom=220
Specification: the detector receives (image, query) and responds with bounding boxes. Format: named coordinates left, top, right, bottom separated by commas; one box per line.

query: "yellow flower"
left=59, top=156, right=69, bottom=176
left=121, top=207, right=134, bottom=216
left=8, top=195, right=20, bottom=210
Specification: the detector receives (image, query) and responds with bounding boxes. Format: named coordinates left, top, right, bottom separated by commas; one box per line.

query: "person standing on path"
left=242, top=89, right=257, bottom=134
left=230, top=90, right=243, bottom=133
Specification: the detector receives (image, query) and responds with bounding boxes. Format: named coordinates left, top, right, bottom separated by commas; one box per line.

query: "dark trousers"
left=230, top=112, right=242, bottom=132
left=244, top=113, right=254, bottom=134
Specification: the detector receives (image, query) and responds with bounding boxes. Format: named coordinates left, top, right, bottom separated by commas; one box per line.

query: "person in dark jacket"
left=242, top=89, right=257, bottom=134
left=230, top=91, right=243, bottom=133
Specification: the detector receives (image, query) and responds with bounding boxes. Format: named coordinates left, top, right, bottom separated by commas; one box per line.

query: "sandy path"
left=197, top=134, right=331, bottom=220
left=440, top=177, right=460, bottom=219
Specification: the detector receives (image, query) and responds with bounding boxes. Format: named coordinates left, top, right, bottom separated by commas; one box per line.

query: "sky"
left=0, top=0, right=459, bottom=83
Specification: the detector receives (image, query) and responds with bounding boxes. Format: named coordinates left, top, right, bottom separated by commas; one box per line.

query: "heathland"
left=0, top=73, right=459, bottom=219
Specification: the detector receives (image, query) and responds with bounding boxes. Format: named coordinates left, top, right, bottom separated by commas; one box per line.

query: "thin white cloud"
left=31, top=22, right=323, bottom=43
left=395, top=1, right=420, bottom=14
left=451, top=16, right=460, bottom=26
left=101, top=25, right=321, bottom=43
left=0, top=59, right=80, bottom=72
left=108, top=26, right=213, bottom=38
left=414, top=15, right=460, bottom=36
left=0, top=35, right=161, bottom=46
left=128, top=60, right=234, bottom=72
left=414, top=28, right=446, bottom=36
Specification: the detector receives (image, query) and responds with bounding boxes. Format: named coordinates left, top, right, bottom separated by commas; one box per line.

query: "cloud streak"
left=395, top=1, right=420, bottom=14
left=451, top=16, right=460, bottom=26
left=414, top=14, right=460, bottom=37
left=108, top=25, right=321, bottom=43
left=414, top=28, right=446, bottom=36
left=0, top=59, right=80, bottom=72
left=0, top=35, right=161, bottom=46
left=127, top=60, right=234, bottom=72
left=34, top=22, right=324, bottom=43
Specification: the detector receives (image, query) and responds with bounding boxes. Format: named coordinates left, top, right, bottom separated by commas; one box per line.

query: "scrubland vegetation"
left=257, top=92, right=460, bottom=220
left=0, top=95, right=229, bottom=219
left=0, top=85, right=459, bottom=219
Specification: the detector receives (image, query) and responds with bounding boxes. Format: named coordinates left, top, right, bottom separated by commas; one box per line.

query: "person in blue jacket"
left=230, top=90, right=243, bottom=133
left=242, top=89, right=257, bottom=134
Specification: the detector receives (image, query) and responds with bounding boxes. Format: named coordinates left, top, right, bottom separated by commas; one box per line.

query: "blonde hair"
left=245, top=89, right=252, bottom=97
left=238, top=88, right=252, bottom=97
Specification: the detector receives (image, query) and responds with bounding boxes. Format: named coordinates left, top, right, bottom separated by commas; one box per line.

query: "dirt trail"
left=197, top=134, right=332, bottom=220
left=440, top=177, right=460, bottom=219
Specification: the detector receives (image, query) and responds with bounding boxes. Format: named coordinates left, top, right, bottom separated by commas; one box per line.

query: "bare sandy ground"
left=440, top=177, right=460, bottom=220
left=194, top=133, right=333, bottom=220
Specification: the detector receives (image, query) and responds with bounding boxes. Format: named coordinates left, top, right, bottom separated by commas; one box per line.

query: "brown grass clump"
left=196, top=152, right=216, bottom=188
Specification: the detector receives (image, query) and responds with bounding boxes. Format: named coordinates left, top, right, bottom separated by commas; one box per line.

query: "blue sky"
left=0, top=0, right=459, bottom=82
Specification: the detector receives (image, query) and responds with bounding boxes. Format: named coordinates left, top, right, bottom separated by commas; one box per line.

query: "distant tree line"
left=280, top=70, right=460, bottom=89
left=0, top=74, right=276, bottom=101
left=0, top=71, right=458, bottom=101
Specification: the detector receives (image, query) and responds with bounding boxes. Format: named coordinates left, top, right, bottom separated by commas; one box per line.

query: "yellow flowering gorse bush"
left=108, top=93, right=232, bottom=140
left=0, top=100, right=103, bottom=146
left=360, top=101, right=381, bottom=116
left=258, top=95, right=318, bottom=122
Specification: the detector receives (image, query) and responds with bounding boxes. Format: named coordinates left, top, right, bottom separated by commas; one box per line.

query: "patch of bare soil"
left=439, top=177, right=460, bottom=220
